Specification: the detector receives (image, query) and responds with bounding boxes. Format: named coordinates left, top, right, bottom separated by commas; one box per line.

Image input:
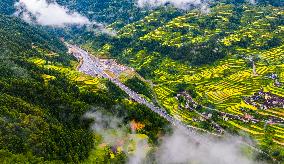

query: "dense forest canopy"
left=0, top=13, right=168, bottom=163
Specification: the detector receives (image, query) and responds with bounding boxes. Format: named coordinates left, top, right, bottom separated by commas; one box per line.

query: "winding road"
left=66, top=44, right=276, bottom=160
left=67, top=44, right=220, bottom=137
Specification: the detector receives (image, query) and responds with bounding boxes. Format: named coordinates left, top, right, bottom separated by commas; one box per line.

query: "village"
left=175, top=89, right=284, bottom=134
left=245, top=89, right=284, bottom=110
left=68, top=44, right=135, bottom=79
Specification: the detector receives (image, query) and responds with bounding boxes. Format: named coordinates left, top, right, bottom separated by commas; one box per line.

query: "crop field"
left=149, top=57, right=284, bottom=146
left=28, top=57, right=105, bottom=92
left=111, top=4, right=284, bottom=150
left=139, top=4, right=235, bottom=47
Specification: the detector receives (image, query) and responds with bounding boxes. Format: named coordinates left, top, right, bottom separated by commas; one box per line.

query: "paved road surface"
left=67, top=44, right=220, bottom=137
left=66, top=44, right=275, bottom=159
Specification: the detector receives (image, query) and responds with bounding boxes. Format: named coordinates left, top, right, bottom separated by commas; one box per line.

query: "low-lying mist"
left=136, top=0, right=212, bottom=14
left=85, top=111, right=149, bottom=164
left=85, top=110, right=264, bottom=164
left=156, top=129, right=261, bottom=164
left=136, top=0, right=257, bottom=13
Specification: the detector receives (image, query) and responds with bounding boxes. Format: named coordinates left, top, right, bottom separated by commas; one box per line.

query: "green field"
left=84, top=3, right=284, bottom=160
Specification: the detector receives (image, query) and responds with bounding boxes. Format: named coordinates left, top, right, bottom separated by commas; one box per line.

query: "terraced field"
left=28, top=57, right=106, bottom=92
left=149, top=55, right=284, bottom=144
left=68, top=2, right=284, bottom=160
left=96, top=4, right=284, bottom=158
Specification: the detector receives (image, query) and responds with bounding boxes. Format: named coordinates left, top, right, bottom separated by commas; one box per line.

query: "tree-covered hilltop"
left=56, top=0, right=148, bottom=26
left=1, top=0, right=282, bottom=17
left=0, top=0, right=15, bottom=15
left=54, top=0, right=283, bottom=25
left=90, top=3, right=283, bottom=66
left=0, top=14, right=66, bottom=53
left=0, top=14, right=169, bottom=163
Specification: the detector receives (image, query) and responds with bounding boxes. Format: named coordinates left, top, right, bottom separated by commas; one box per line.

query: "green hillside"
left=0, top=14, right=97, bottom=163
left=0, top=0, right=283, bottom=163
left=81, top=3, right=284, bottom=161
left=0, top=14, right=168, bottom=163
left=57, top=0, right=147, bottom=25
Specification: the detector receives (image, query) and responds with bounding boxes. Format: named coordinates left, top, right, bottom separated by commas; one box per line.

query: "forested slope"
left=0, top=0, right=15, bottom=15
left=56, top=0, right=148, bottom=26
left=0, top=14, right=168, bottom=163
left=0, top=14, right=94, bottom=163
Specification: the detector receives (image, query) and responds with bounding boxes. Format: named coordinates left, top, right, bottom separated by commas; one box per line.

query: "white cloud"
left=155, top=129, right=259, bottom=164
left=85, top=110, right=263, bottom=164
left=14, top=0, right=116, bottom=35
left=247, top=0, right=256, bottom=5
left=89, top=22, right=117, bottom=36
left=84, top=111, right=149, bottom=164
left=14, top=0, right=90, bottom=27
left=136, top=0, right=207, bottom=10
